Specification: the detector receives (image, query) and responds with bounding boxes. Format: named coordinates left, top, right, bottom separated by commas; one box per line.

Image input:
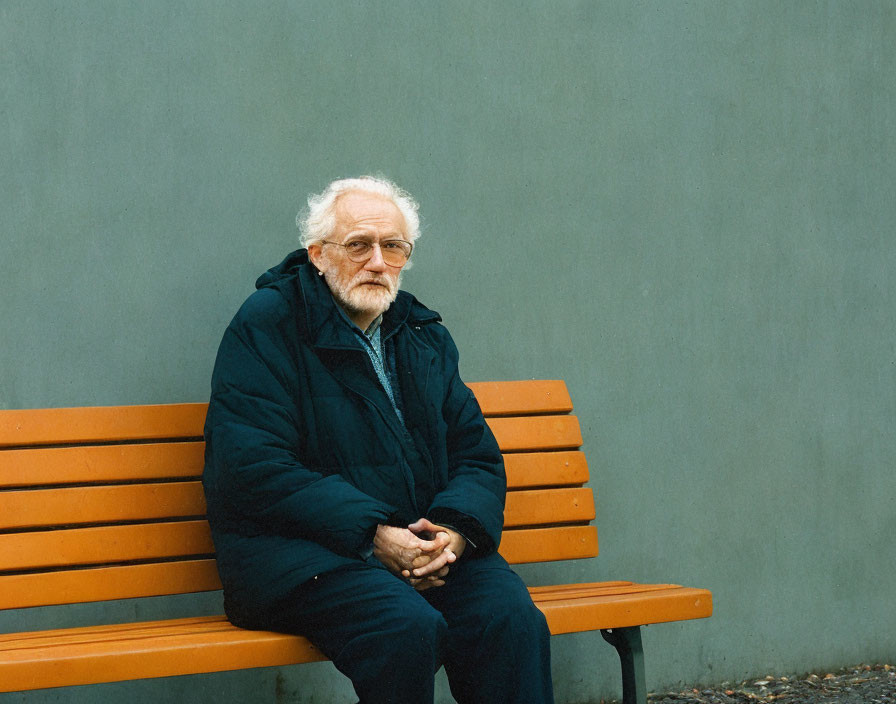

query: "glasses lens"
left=343, top=241, right=372, bottom=262
left=381, top=240, right=412, bottom=266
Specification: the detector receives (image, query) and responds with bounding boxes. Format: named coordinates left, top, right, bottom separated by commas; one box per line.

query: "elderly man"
left=202, top=176, right=553, bottom=703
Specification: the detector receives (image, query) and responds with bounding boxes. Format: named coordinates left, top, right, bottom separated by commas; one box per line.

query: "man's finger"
left=407, top=517, right=441, bottom=535
left=415, top=532, right=450, bottom=554
left=411, top=554, right=431, bottom=568
left=411, top=578, right=445, bottom=592
left=424, top=566, right=449, bottom=582
left=412, top=548, right=455, bottom=577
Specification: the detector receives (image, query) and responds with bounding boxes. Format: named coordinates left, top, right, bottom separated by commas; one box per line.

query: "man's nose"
left=364, top=243, right=387, bottom=272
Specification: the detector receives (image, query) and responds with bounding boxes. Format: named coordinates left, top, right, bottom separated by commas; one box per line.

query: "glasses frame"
left=320, top=238, right=414, bottom=267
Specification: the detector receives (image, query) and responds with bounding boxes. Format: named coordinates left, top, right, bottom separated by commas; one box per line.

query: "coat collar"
left=256, top=249, right=441, bottom=350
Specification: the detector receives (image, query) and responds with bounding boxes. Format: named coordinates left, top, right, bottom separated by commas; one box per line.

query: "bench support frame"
left=601, top=626, right=646, bottom=704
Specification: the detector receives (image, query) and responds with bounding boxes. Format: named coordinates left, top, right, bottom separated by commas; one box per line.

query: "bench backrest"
left=0, top=380, right=597, bottom=610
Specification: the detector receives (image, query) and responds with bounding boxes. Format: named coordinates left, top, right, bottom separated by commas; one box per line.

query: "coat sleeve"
left=203, top=290, right=397, bottom=557
left=426, top=331, right=506, bottom=555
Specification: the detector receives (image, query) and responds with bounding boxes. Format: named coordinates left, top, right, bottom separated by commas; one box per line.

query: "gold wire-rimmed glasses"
left=321, top=239, right=413, bottom=267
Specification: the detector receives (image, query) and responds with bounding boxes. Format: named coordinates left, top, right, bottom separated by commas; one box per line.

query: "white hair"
left=297, top=176, right=421, bottom=249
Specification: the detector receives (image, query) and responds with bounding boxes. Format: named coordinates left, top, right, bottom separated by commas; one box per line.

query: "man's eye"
left=382, top=242, right=401, bottom=250
left=345, top=241, right=370, bottom=253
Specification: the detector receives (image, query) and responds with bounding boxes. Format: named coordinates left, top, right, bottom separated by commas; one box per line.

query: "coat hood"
left=254, top=248, right=310, bottom=291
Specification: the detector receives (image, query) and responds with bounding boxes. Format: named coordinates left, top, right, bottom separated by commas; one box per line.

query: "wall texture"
left=2, top=2, right=894, bottom=702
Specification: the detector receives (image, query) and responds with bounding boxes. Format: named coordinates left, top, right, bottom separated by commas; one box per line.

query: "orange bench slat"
left=0, top=616, right=326, bottom=693
left=0, top=380, right=570, bottom=448
left=466, top=380, right=572, bottom=416
left=3, top=483, right=590, bottom=532
left=0, top=522, right=592, bottom=577
left=0, top=442, right=204, bottom=488
left=0, top=560, right=223, bottom=610
left=0, top=446, right=586, bottom=490
left=0, top=482, right=207, bottom=530
left=504, top=450, right=589, bottom=487
left=498, top=525, right=598, bottom=563
left=0, top=521, right=214, bottom=572
left=503, top=487, right=595, bottom=527
left=0, top=404, right=208, bottom=448
left=538, top=586, right=714, bottom=635
left=530, top=582, right=683, bottom=602
left=487, top=415, right=583, bottom=451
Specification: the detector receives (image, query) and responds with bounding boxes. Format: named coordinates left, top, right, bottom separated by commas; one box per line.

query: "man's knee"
left=485, top=592, right=549, bottom=646
left=389, top=599, right=449, bottom=652
left=329, top=594, right=448, bottom=704
left=342, top=591, right=449, bottom=666
left=441, top=586, right=553, bottom=703
left=328, top=590, right=448, bottom=686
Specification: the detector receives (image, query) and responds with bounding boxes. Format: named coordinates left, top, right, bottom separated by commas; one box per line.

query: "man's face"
left=310, top=190, right=408, bottom=325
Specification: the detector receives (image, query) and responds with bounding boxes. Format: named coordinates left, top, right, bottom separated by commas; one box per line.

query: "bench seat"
left=0, top=380, right=712, bottom=702
left=0, top=582, right=710, bottom=692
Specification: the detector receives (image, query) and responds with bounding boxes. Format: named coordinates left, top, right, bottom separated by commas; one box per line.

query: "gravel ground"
left=604, top=664, right=895, bottom=703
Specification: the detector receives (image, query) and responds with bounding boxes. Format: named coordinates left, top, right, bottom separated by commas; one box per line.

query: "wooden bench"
left=0, top=380, right=712, bottom=703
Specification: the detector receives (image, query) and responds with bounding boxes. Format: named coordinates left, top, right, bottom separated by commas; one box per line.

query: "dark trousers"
left=253, top=552, right=554, bottom=704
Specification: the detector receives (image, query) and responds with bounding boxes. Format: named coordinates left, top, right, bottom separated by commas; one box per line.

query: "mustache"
left=354, top=274, right=396, bottom=291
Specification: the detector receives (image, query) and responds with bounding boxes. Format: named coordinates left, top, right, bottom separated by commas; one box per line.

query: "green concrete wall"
left=2, top=2, right=894, bottom=702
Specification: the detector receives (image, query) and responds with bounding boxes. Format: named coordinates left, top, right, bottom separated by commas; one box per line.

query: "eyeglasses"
left=321, top=239, right=413, bottom=267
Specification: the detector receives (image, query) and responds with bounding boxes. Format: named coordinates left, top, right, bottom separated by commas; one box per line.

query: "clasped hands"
left=373, top=518, right=466, bottom=591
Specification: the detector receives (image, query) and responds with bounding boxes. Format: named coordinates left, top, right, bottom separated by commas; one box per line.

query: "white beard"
left=324, top=268, right=401, bottom=321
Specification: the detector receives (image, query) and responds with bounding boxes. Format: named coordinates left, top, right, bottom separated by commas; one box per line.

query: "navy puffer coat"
left=203, top=250, right=505, bottom=618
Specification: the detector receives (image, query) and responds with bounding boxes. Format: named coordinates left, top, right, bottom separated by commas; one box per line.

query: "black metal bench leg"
left=601, top=627, right=646, bottom=704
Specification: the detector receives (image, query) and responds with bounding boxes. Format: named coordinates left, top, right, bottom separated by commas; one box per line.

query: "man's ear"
left=307, top=244, right=326, bottom=272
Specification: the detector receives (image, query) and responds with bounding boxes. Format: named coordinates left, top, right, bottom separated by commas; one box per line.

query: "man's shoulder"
left=394, top=290, right=442, bottom=327
left=393, top=292, right=461, bottom=358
